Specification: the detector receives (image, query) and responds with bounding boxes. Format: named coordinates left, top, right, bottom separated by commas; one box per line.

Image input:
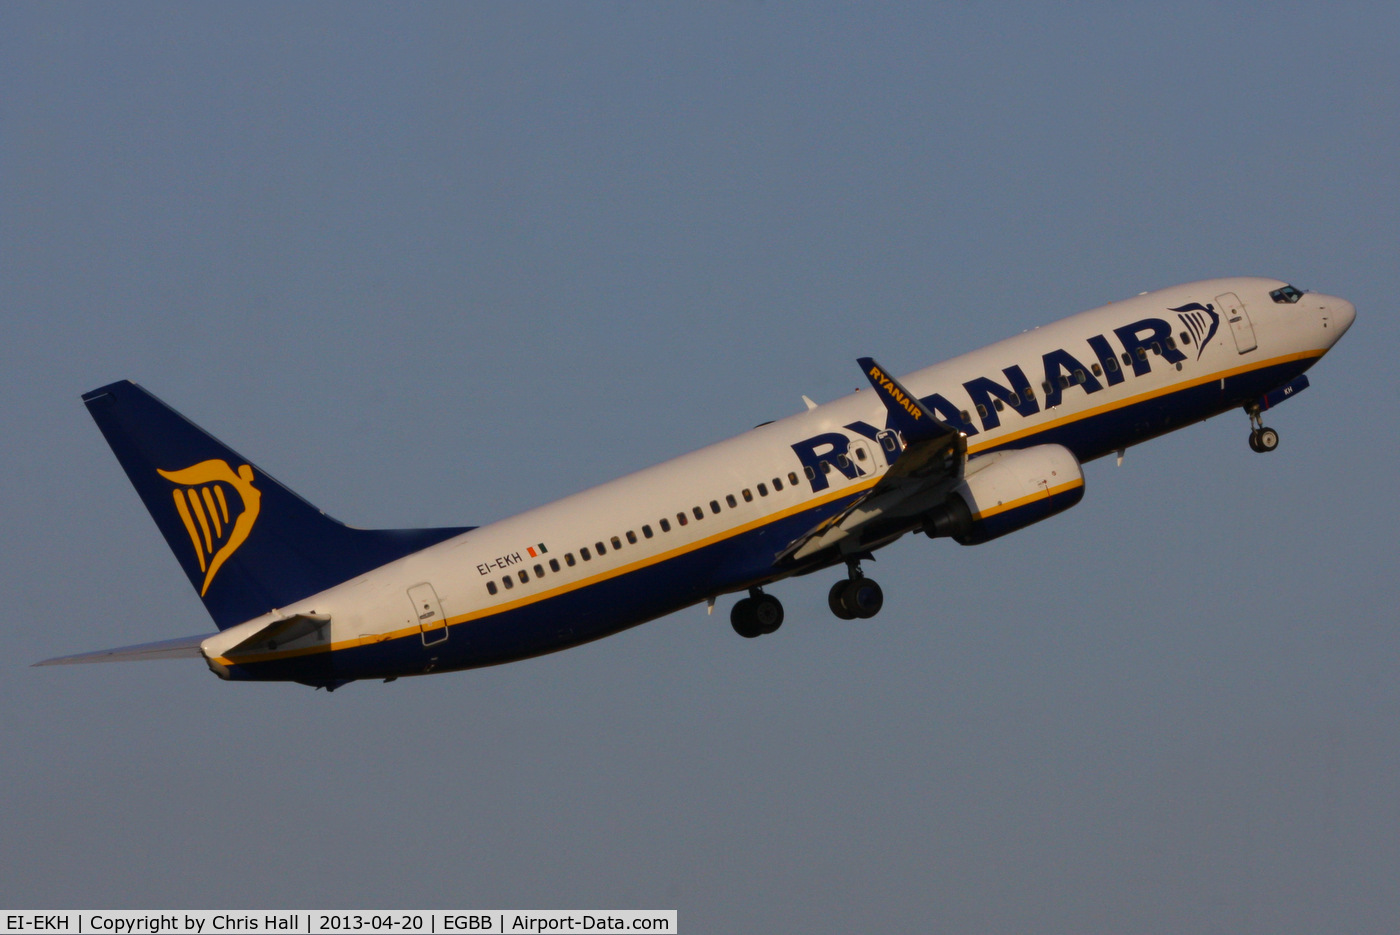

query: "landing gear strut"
left=828, top=563, right=884, bottom=620
left=731, top=588, right=784, bottom=638
left=1246, top=406, right=1280, bottom=453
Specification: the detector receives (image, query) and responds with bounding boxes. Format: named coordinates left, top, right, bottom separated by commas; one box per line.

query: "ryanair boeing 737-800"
left=38, top=277, right=1354, bottom=689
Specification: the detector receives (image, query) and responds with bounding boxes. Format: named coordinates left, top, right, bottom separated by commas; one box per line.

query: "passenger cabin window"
left=882, top=435, right=897, bottom=451
left=788, top=472, right=800, bottom=485
left=854, top=448, right=867, bottom=462
left=487, top=580, right=498, bottom=595
left=534, top=564, right=544, bottom=577
left=772, top=477, right=783, bottom=491
left=659, top=518, right=671, bottom=532
left=1270, top=284, right=1304, bottom=303
left=1122, top=352, right=1132, bottom=365
left=626, top=530, right=637, bottom=544
left=692, top=506, right=704, bottom=520
left=726, top=494, right=737, bottom=508
left=1180, top=331, right=1191, bottom=345
left=518, top=570, right=529, bottom=583
left=642, top=525, right=653, bottom=538
left=1106, top=358, right=1119, bottom=372
left=744, top=488, right=754, bottom=500
left=581, top=546, right=592, bottom=560
left=677, top=512, right=688, bottom=526
left=1073, top=369, right=1085, bottom=384
left=804, top=466, right=815, bottom=480
left=758, top=482, right=768, bottom=496
left=549, top=558, right=560, bottom=572
left=610, top=536, right=621, bottom=550
left=596, top=541, right=607, bottom=555
left=503, top=576, right=514, bottom=589
left=994, top=399, right=1004, bottom=411
left=565, top=552, right=576, bottom=566
left=710, top=500, right=721, bottom=514
left=1166, top=336, right=1177, bottom=350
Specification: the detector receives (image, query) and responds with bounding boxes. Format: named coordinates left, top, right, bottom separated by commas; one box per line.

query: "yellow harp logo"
left=157, top=460, right=262, bottom=595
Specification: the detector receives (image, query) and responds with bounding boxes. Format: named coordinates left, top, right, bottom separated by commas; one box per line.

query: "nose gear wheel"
left=1246, top=406, right=1280, bottom=453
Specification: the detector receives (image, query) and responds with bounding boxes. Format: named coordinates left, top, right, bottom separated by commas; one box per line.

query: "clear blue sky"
left=3, top=4, right=1398, bottom=931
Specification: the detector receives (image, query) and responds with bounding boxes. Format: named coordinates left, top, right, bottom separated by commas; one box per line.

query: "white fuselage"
left=203, top=277, right=1354, bottom=681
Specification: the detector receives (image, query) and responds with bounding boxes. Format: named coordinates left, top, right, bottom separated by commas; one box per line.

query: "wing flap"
left=776, top=357, right=967, bottom=564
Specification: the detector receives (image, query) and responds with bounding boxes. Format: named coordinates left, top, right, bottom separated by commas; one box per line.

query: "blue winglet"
left=856, top=357, right=953, bottom=443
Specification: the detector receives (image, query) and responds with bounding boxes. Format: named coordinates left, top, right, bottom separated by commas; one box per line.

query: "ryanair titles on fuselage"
left=792, top=314, right=1188, bottom=492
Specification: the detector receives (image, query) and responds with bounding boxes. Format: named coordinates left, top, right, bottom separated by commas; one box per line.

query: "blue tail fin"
left=83, top=381, right=472, bottom=629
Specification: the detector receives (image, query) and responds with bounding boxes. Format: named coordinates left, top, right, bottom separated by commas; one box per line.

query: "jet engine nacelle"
left=923, top=443, right=1085, bottom=546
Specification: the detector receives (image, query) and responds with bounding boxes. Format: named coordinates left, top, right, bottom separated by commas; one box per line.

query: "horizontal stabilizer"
left=219, top=612, right=330, bottom=658
left=33, top=633, right=212, bottom=666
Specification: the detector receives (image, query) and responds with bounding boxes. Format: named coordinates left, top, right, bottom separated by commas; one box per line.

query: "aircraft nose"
left=1322, top=295, right=1356, bottom=343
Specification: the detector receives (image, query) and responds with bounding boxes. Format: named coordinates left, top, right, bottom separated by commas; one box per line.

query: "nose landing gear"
left=828, top=563, right=884, bottom=620
left=1246, top=406, right=1280, bottom=453
left=731, top=588, right=784, bottom=638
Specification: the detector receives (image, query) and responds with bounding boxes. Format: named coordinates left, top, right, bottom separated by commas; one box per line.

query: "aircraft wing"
left=777, top=358, right=966, bottom=564
left=33, top=632, right=213, bottom=666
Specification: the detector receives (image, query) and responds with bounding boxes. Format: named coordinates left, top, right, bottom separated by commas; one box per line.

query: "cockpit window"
left=1270, top=284, right=1304, bottom=304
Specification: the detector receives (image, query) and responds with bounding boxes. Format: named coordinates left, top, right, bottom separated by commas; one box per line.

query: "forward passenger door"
left=1216, top=292, right=1258, bottom=354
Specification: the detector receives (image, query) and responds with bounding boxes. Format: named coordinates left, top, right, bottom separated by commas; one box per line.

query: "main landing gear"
left=1246, top=406, right=1280, bottom=453
left=731, top=588, right=784, bottom=639
left=730, top=561, right=885, bottom=638
left=828, top=563, right=883, bottom=620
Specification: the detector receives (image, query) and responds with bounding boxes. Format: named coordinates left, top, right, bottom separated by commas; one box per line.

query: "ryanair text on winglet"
left=866, top=363, right=922, bottom=420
